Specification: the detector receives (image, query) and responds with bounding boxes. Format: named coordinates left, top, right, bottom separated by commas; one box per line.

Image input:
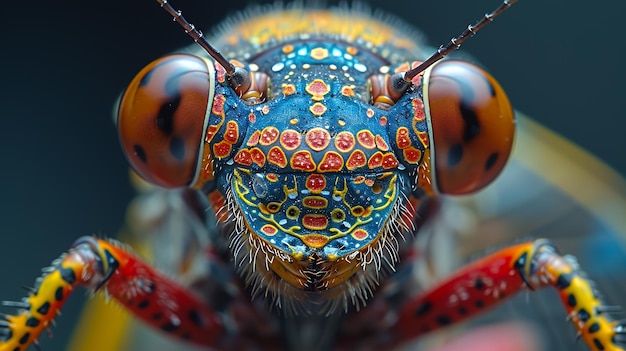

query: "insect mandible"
left=2, top=1, right=626, bottom=350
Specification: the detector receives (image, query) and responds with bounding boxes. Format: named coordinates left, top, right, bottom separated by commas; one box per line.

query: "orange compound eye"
left=424, top=60, right=515, bottom=195
left=117, top=54, right=215, bottom=188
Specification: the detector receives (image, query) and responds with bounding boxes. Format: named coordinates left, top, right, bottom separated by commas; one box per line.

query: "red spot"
left=309, top=102, right=327, bottom=116
left=356, top=130, right=375, bottom=149
left=403, top=147, right=422, bottom=164
left=305, top=128, right=331, bottom=151
left=412, top=98, right=426, bottom=122
left=396, top=127, right=411, bottom=149
left=268, top=146, right=287, bottom=168
left=280, top=130, right=301, bottom=150
left=379, top=116, right=388, bottom=126
left=353, top=175, right=366, bottom=184
left=260, top=127, right=279, bottom=145
left=366, top=109, right=375, bottom=118
left=382, top=152, right=399, bottom=169
left=302, top=214, right=329, bottom=230
left=250, top=148, right=266, bottom=167
left=261, top=224, right=278, bottom=236
left=261, top=105, right=270, bottom=115
left=346, top=150, right=367, bottom=170
left=224, top=121, right=239, bottom=144
left=306, top=79, right=330, bottom=101
left=334, top=131, right=355, bottom=152
left=318, top=152, right=344, bottom=172
left=417, top=131, right=429, bottom=148
left=247, top=130, right=260, bottom=146
left=248, top=113, right=256, bottom=123
left=352, top=229, right=368, bottom=240
left=234, top=149, right=252, bottom=166
left=205, top=124, right=219, bottom=143
left=375, top=135, right=389, bottom=151
left=368, top=151, right=384, bottom=169
left=211, top=94, right=225, bottom=116
left=306, top=174, right=326, bottom=193
left=213, top=140, right=232, bottom=159
left=291, top=151, right=316, bottom=172
left=303, top=196, right=327, bottom=209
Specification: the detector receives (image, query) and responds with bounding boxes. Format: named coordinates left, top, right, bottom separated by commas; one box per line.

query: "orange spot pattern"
left=356, top=130, right=375, bottom=149
left=305, top=128, right=331, bottom=151
left=334, top=131, right=356, bottom=152
left=291, top=150, right=316, bottom=171
left=302, top=214, right=329, bottom=230
left=346, top=150, right=367, bottom=170
left=318, top=152, right=344, bottom=172
left=268, top=146, right=287, bottom=168
left=260, top=127, right=280, bottom=146
left=280, top=130, right=301, bottom=150
left=305, top=174, right=326, bottom=193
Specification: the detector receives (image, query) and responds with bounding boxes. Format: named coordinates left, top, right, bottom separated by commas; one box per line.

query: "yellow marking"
left=232, top=169, right=259, bottom=208
left=373, top=174, right=397, bottom=211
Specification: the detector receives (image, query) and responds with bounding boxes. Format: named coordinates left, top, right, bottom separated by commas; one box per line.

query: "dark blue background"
left=1, top=0, right=624, bottom=350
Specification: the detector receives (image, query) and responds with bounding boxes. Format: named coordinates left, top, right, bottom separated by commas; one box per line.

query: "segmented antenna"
left=155, top=0, right=235, bottom=75
left=405, top=0, right=517, bottom=81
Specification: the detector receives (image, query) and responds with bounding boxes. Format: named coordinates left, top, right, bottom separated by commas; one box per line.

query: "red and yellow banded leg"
left=0, top=236, right=225, bottom=351
left=394, top=239, right=626, bottom=351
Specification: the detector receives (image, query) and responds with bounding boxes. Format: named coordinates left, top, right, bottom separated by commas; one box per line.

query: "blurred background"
left=1, top=0, right=625, bottom=350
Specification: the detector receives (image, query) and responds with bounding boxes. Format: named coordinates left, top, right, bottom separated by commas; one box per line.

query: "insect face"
left=115, top=4, right=516, bottom=311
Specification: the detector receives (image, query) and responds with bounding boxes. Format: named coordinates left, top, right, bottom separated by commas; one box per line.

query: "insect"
left=2, top=0, right=626, bottom=350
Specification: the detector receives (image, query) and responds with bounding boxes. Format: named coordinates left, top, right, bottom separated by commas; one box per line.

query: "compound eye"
left=117, top=54, right=214, bottom=188
left=425, top=60, right=515, bottom=195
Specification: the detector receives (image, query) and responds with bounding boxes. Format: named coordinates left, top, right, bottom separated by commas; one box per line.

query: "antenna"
left=155, top=0, right=236, bottom=75
left=405, top=0, right=518, bottom=81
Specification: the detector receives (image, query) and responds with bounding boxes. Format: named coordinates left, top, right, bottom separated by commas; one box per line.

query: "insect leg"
left=0, top=236, right=226, bottom=350
left=393, top=239, right=625, bottom=351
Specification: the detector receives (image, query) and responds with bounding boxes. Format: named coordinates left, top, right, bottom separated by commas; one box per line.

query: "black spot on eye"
left=567, top=294, right=577, bottom=307
left=59, top=268, right=76, bottom=285
left=436, top=315, right=452, bottom=326
left=447, top=144, right=463, bottom=167
left=37, top=302, right=50, bottom=315
left=19, top=332, right=30, bottom=344
left=414, top=301, right=432, bottom=317
left=474, top=300, right=484, bottom=308
left=156, top=96, right=180, bottom=135
left=55, top=287, right=64, bottom=301
left=134, top=145, right=147, bottom=163
left=169, top=137, right=185, bottom=160
left=485, top=152, right=499, bottom=171
left=458, top=307, right=468, bottom=315
left=459, top=104, right=480, bottom=142
left=474, top=278, right=485, bottom=290
left=25, top=318, right=39, bottom=327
